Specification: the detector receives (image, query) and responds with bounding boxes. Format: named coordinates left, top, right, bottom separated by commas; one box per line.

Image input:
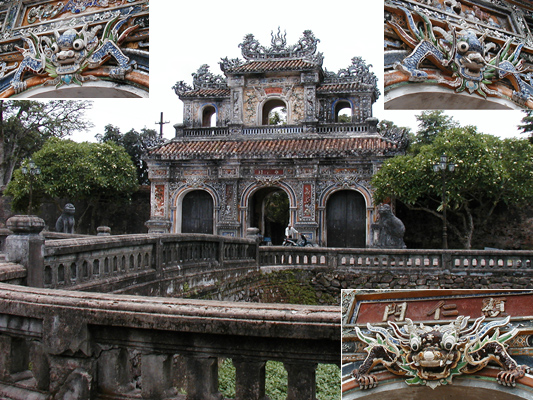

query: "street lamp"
left=21, top=159, right=41, bottom=215
left=433, top=154, right=455, bottom=249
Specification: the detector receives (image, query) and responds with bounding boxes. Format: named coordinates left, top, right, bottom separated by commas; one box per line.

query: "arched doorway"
left=181, top=190, right=214, bottom=234
left=326, top=190, right=366, bottom=247
left=262, top=99, right=287, bottom=125
left=250, top=188, right=289, bottom=245
left=334, top=100, right=352, bottom=122
left=202, top=106, right=217, bottom=127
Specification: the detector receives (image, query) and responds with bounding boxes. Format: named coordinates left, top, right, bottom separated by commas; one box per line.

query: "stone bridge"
left=0, top=216, right=531, bottom=399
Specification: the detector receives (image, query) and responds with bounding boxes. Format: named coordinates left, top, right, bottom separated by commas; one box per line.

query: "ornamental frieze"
left=0, top=1, right=148, bottom=97
left=239, top=28, right=322, bottom=64
left=344, top=291, right=533, bottom=392
left=25, top=0, right=143, bottom=25
left=353, top=315, right=529, bottom=389
left=385, top=0, right=533, bottom=108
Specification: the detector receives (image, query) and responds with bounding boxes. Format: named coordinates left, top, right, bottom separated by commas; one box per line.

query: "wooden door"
left=326, top=190, right=366, bottom=248
left=182, top=191, right=213, bottom=234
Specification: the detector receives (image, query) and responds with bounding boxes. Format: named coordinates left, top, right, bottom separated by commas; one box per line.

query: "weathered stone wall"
left=0, top=283, right=339, bottom=400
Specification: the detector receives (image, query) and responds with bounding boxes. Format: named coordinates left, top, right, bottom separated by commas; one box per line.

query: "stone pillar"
left=97, top=348, right=133, bottom=394
left=97, top=226, right=111, bottom=236
left=29, top=341, right=50, bottom=390
left=5, top=215, right=45, bottom=287
left=0, top=334, right=11, bottom=380
left=233, top=359, right=268, bottom=400
left=284, top=362, right=317, bottom=400
left=141, top=353, right=175, bottom=399
left=186, top=356, right=223, bottom=400
left=145, top=219, right=171, bottom=234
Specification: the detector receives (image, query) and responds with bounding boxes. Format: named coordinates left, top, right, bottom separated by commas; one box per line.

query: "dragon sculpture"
left=353, top=315, right=529, bottom=390
left=388, top=6, right=533, bottom=106
left=11, top=13, right=137, bottom=93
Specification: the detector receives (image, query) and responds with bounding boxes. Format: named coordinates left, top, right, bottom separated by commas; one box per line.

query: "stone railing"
left=39, top=234, right=257, bottom=294
left=182, top=126, right=230, bottom=137
left=175, top=123, right=373, bottom=138
left=315, top=123, right=369, bottom=134
left=259, top=246, right=533, bottom=274
left=242, top=125, right=303, bottom=135
left=0, top=282, right=339, bottom=400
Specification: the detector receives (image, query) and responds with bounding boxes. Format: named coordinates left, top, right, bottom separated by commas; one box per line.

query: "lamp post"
left=21, top=159, right=41, bottom=215
left=433, top=154, right=455, bottom=249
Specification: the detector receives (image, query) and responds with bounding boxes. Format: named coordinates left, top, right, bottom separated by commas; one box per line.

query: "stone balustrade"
left=174, top=123, right=373, bottom=138
left=182, top=126, right=231, bottom=137
left=0, top=282, right=339, bottom=400
left=242, top=125, right=303, bottom=135
left=39, top=234, right=257, bottom=295
left=315, top=123, right=369, bottom=134
left=260, top=246, right=532, bottom=270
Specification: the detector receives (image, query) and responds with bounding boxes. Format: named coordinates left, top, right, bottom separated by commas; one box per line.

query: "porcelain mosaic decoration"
left=353, top=315, right=530, bottom=389
left=0, top=0, right=148, bottom=97
left=385, top=0, right=533, bottom=108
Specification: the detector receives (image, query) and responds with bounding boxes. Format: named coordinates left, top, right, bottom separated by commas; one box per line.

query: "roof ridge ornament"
left=192, top=64, right=227, bottom=90
left=324, top=57, right=380, bottom=99
left=239, top=28, right=322, bottom=64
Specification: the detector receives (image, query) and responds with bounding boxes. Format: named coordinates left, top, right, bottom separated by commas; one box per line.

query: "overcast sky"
left=70, top=1, right=527, bottom=142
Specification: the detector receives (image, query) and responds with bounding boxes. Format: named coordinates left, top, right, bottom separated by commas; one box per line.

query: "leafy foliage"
left=96, top=124, right=160, bottom=185
left=372, top=126, right=533, bottom=248
left=264, top=191, right=289, bottom=225
left=0, top=100, right=92, bottom=188
left=268, top=107, right=287, bottom=125
left=414, top=110, right=458, bottom=148
left=218, top=359, right=340, bottom=400
left=5, top=138, right=138, bottom=227
left=518, top=109, right=533, bottom=144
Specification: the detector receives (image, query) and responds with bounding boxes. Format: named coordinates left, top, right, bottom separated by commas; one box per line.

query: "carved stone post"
left=97, top=348, right=133, bottom=394
left=0, top=334, right=11, bottom=380
left=186, top=356, right=223, bottom=400
left=141, top=353, right=175, bottom=399
left=233, top=358, right=268, bottom=400
left=284, top=362, right=317, bottom=400
left=5, top=215, right=45, bottom=287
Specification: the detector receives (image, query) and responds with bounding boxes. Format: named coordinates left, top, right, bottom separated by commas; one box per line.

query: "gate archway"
left=326, top=190, right=366, bottom=248
left=249, top=187, right=289, bottom=245
left=181, top=190, right=214, bottom=234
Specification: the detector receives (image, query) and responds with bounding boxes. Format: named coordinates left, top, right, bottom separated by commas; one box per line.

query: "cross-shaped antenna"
left=155, top=112, right=169, bottom=139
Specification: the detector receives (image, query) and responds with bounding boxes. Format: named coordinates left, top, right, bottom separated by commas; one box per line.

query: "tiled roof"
left=149, top=137, right=398, bottom=160
left=179, top=88, right=230, bottom=98
left=227, top=60, right=318, bottom=73
left=317, top=82, right=374, bottom=93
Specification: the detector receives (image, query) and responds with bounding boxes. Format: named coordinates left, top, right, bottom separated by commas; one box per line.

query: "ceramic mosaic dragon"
left=11, top=13, right=137, bottom=93
left=353, top=315, right=529, bottom=390
left=389, top=6, right=533, bottom=105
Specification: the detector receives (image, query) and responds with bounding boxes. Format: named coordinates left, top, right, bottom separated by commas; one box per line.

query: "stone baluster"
left=97, top=348, right=134, bottom=394
left=5, top=215, right=45, bottom=287
left=185, top=356, right=223, bottom=400
left=141, top=353, right=176, bottom=399
left=284, top=362, right=317, bottom=400
left=233, top=358, right=268, bottom=400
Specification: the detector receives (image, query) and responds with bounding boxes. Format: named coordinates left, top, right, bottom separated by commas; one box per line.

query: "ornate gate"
left=326, top=190, right=366, bottom=248
left=182, top=191, right=214, bottom=234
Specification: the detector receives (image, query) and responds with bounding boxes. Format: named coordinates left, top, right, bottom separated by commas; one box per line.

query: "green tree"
left=96, top=124, right=159, bottom=185
left=268, top=107, right=287, bottom=125
left=0, top=100, right=92, bottom=189
left=414, top=110, right=458, bottom=148
left=5, top=138, right=138, bottom=230
left=518, top=110, right=533, bottom=144
left=337, top=113, right=351, bottom=123
left=371, top=127, right=533, bottom=249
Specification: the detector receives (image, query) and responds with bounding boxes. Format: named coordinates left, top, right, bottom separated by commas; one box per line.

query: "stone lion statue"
left=55, top=203, right=75, bottom=234
left=372, top=204, right=406, bottom=249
